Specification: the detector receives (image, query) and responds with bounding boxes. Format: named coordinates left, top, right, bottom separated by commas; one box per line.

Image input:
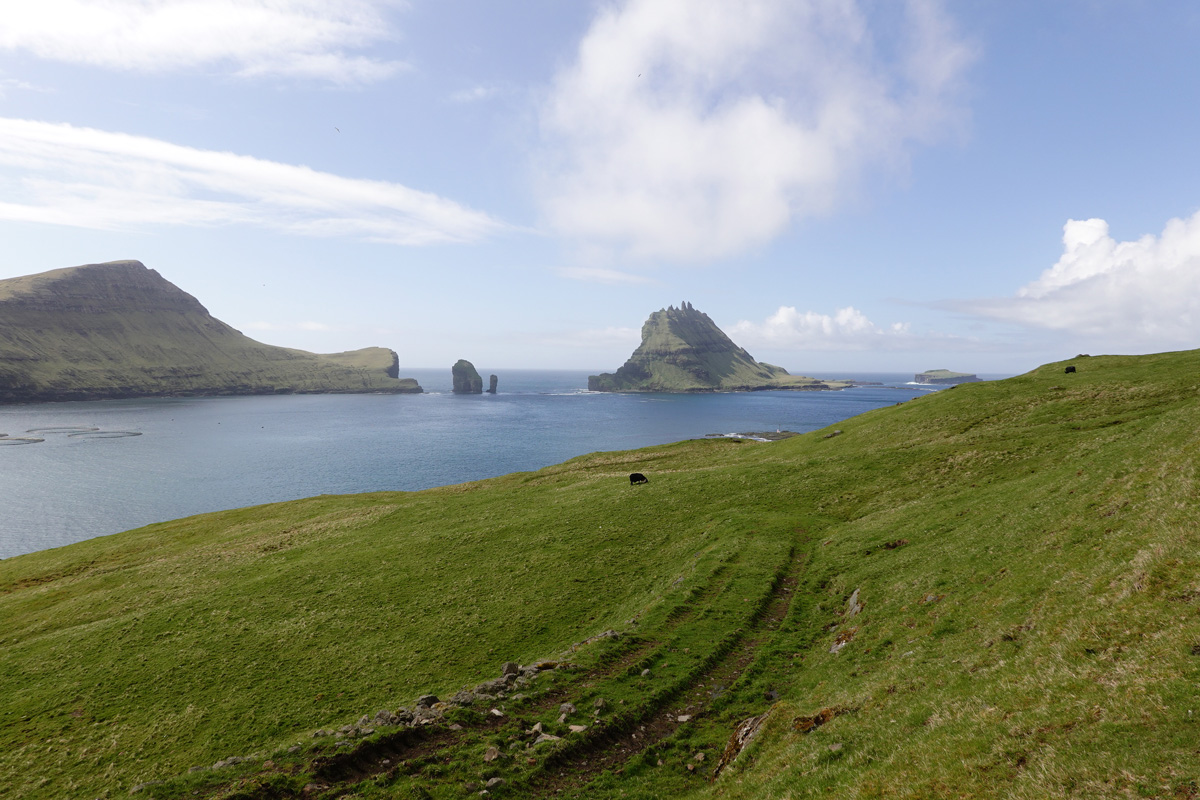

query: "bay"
left=0, top=370, right=963, bottom=559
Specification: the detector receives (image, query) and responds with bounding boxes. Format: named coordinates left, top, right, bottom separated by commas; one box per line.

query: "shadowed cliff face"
left=0, top=260, right=421, bottom=402
left=588, top=302, right=836, bottom=392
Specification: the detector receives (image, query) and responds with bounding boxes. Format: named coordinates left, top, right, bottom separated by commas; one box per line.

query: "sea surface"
left=0, top=370, right=1001, bottom=559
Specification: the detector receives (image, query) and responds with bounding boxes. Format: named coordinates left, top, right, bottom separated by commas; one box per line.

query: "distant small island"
left=914, top=369, right=980, bottom=385
left=589, top=302, right=848, bottom=393
left=0, top=260, right=422, bottom=403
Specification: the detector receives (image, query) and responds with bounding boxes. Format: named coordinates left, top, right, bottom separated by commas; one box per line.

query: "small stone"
left=569, top=725, right=587, bottom=733
left=845, top=588, right=863, bottom=618
left=483, top=746, right=501, bottom=762
left=534, top=733, right=562, bottom=745
left=449, top=723, right=464, bottom=731
left=677, top=715, right=692, bottom=723
left=641, top=668, right=651, bottom=677
left=288, top=746, right=300, bottom=753
left=557, top=714, right=567, bottom=724
left=530, top=722, right=543, bottom=734
left=594, top=698, right=607, bottom=710
left=486, top=777, right=506, bottom=788
left=559, top=702, right=576, bottom=715
left=490, top=708, right=504, bottom=717
left=501, top=661, right=520, bottom=676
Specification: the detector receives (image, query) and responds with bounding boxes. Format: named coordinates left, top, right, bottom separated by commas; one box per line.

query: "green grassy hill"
left=589, top=302, right=846, bottom=392
left=2, top=351, right=1198, bottom=798
left=0, top=260, right=420, bottom=401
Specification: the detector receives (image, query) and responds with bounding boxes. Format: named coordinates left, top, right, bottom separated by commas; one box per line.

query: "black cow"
left=1065, top=365, right=1076, bottom=374
left=629, top=473, right=649, bottom=485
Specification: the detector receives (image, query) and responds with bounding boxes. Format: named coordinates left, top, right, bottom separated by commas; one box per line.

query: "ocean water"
left=0, top=370, right=967, bottom=559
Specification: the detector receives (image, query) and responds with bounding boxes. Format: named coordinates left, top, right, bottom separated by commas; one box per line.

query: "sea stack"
left=452, top=359, right=484, bottom=394
left=488, top=374, right=498, bottom=394
left=588, top=302, right=848, bottom=393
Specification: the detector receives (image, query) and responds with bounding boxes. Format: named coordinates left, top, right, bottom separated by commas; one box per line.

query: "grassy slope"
left=2, top=352, right=1199, bottom=798
left=0, top=261, right=417, bottom=399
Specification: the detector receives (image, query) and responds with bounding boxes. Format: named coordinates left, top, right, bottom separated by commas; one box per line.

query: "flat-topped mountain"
left=589, top=302, right=845, bottom=392
left=915, top=369, right=980, bottom=385
left=0, top=260, right=421, bottom=402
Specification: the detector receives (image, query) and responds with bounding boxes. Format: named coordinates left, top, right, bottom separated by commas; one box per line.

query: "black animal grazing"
left=1065, top=365, right=1076, bottom=374
left=629, top=473, right=649, bottom=485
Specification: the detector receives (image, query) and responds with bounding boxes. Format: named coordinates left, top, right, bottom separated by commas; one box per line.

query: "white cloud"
left=967, top=212, right=1200, bottom=345
left=449, top=85, right=500, bottom=104
left=730, top=305, right=914, bottom=351
left=537, top=0, right=973, bottom=262
left=0, top=118, right=505, bottom=244
left=0, top=0, right=406, bottom=84
left=0, top=77, right=42, bottom=98
left=556, top=266, right=656, bottom=285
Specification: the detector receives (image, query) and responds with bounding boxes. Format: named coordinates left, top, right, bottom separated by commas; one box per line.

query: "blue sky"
left=1, top=0, right=1199, bottom=375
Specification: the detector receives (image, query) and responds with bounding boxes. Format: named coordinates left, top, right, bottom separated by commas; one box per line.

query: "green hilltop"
left=0, top=260, right=421, bottom=402
left=3, top=351, right=1199, bottom=798
left=589, top=302, right=846, bottom=392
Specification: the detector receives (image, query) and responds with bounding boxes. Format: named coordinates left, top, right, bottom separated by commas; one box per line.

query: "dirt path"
left=527, top=549, right=806, bottom=796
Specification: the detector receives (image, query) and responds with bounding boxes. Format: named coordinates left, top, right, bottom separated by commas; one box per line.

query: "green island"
left=0, top=260, right=421, bottom=402
left=589, top=302, right=847, bottom=392
left=914, top=369, right=981, bottom=385
left=3, top=350, right=1198, bottom=798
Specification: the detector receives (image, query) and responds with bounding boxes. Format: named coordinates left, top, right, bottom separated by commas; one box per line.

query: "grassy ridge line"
left=687, top=354, right=1200, bottom=798
left=0, top=261, right=417, bottom=400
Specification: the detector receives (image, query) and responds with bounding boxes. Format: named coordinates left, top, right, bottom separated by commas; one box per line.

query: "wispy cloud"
left=449, top=84, right=501, bottom=104
left=962, top=212, right=1200, bottom=348
left=556, top=266, right=656, bottom=285
left=537, top=0, right=974, bottom=263
left=0, top=0, right=407, bottom=84
left=0, top=118, right=506, bottom=244
left=0, top=77, right=43, bottom=98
